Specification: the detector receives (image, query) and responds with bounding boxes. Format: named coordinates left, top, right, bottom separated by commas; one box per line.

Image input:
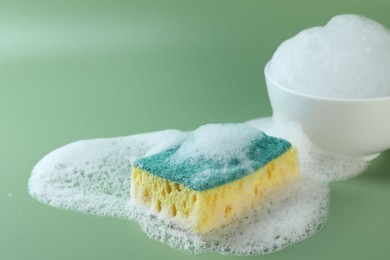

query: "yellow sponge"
left=131, top=147, right=299, bottom=233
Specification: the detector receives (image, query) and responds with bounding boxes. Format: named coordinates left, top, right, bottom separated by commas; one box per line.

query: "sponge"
left=131, top=125, right=299, bottom=233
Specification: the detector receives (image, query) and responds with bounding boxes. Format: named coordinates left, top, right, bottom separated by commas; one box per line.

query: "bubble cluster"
left=173, top=123, right=263, bottom=164
left=268, top=14, right=390, bottom=99
left=28, top=130, right=186, bottom=218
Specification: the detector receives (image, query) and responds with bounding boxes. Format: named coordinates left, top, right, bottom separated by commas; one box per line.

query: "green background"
left=1, top=0, right=390, bottom=259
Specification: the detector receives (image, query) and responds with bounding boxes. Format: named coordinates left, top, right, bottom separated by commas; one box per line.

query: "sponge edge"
left=131, top=147, right=299, bottom=233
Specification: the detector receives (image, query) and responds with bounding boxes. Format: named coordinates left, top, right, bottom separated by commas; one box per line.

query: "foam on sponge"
left=131, top=124, right=299, bottom=233
left=133, top=124, right=292, bottom=191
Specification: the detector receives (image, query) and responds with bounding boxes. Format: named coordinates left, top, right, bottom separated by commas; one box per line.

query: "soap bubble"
left=268, top=14, right=390, bottom=99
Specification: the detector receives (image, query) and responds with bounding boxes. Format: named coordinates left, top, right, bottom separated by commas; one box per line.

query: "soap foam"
left=268, top=14, right=390, bottom=99
left=133, top=177, right=328, bottom=255
left=173, top=123, right=263, bottom=164
left=29, top=129, right=187, bottom=217
left=166, top=123, right=269, bottom=190
left=28, top=118, right=371, bottom=256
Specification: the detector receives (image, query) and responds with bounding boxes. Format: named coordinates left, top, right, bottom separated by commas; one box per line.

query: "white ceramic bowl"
left=265, top=62, right=390, bottom=157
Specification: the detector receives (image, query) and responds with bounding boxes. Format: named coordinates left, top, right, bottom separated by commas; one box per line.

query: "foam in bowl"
left=267, top=14, right=390, bottom=99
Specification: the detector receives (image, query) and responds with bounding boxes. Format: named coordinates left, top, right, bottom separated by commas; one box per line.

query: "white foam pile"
left=172, top=123, right=263, bottom=165
left=267, top=14, right=390, bottom=99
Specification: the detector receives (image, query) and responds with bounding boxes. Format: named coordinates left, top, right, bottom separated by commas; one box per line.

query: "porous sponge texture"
left=131, top=148, right=299, bottom=233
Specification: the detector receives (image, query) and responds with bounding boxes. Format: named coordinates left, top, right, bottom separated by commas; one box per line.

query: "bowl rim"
left=264, top=61, right=390, bottom=103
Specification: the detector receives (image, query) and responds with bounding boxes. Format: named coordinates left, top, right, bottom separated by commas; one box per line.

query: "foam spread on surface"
left=134, top=124, right=291, bottom=191
left=268, top=14, right=390, bottom=99
left=28, top=118, right=370, bottom=256
left=28, top=129, right=187, bottom=218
